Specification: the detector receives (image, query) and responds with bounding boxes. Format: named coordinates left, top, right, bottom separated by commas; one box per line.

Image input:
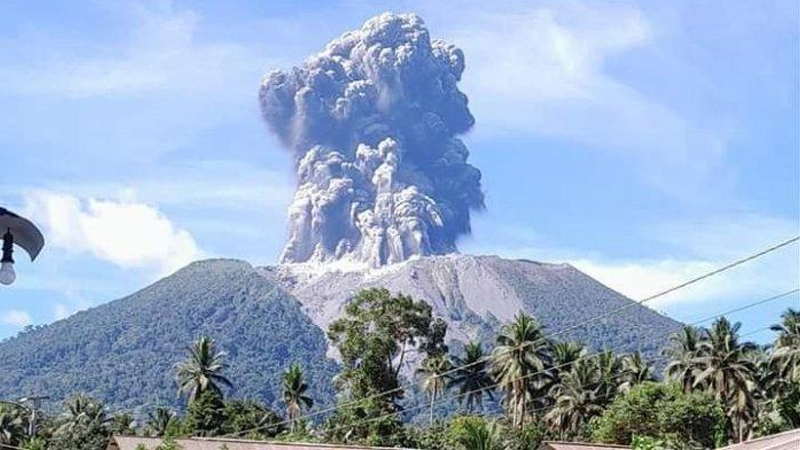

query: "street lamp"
left=0, top=207, right=45, bottom=286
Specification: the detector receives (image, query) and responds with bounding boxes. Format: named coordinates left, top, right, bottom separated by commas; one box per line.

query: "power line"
left=223, top=283, right=798, bottom=439
left=355, top=321, right=784, bottom=448
left=220, top=236, right=799, bottom=437
left=312, top=289, right=798, bottom=440
left=692, top=289, right=799, bottom=324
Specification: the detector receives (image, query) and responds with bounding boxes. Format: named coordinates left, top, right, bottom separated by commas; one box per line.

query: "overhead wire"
left=219, top=236, right=798, bottom=437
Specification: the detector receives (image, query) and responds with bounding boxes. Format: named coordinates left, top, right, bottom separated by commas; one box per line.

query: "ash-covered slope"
left=264, top=254, right=680, bottom=358
left=0, top=254, right=679, bottom=413
left=0, top=260, right=337, bottom=413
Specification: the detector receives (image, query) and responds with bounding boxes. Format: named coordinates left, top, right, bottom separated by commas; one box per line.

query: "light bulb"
left=0, top=261, right=15, bottom=285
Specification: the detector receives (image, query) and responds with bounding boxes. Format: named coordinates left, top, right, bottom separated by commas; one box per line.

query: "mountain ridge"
left=263, top=254, right=681, bottom=361
left=0, top=259, right=338, bottom=414
left=0, top=254, right=681, bottom=413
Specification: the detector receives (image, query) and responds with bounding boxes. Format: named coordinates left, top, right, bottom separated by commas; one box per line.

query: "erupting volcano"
left=260, top=13, right=484, bottom=267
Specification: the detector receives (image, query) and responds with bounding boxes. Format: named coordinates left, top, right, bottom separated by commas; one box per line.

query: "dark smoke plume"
left=260, top=12, right=483, bottom=267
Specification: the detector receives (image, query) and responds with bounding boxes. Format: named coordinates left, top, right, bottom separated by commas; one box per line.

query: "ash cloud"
left=260, top=12, right=484, bottom=267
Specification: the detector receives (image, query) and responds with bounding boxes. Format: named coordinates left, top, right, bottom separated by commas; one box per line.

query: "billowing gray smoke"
left=260, top=12, right=483, bottom=267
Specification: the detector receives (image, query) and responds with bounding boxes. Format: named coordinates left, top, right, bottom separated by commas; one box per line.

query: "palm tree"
left=418, top=354, right=454, bottom=424
left=176, top=336, right=233, bottom=402
left=456, top=419, right=502, bottom=450
left=545, top=358, right=604, bottom=440
left=492, top=313, right=551, bottom=428
left=111, top=412, right=135, bottom=435
left=664, top=325, right=704, bottom=393
left=770, top=308, right=800, bottom=384
left=618, top=352, right=654, bottom=393
left=694, top=317, right=757, bottom=443
left=147, top=406, right=175, bottom=437
left=282, top=364, right=313, bottom=432
left=62, top=394, right=110, bottom=426
left=551, top=341, right=587, bottom=373
left=451, top=341, right=495, bottom=411
left=0, top=406, right=25, bottom=446
left=593, top=351, right=623, bottom=405
left=547, top=341, right=587, bottom=402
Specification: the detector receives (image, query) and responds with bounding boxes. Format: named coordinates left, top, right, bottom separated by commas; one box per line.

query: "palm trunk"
left=429, top=389, right=436, bottom=425
left=395, top=340, right=408, bottom=379
left=738, top=419, right=743, bottom=443
left=519, top=381, right=526, bottom=430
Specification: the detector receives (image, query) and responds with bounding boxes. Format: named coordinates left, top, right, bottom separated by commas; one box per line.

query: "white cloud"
left=571, top=247, right=797, bottom=309
left=53, top=304, right=71, bottom=321
left=1, top=309, right=33, bottom=327
left=448, top=1, right=726, bottom=195
left=1, top=2, right=275, bottom=98
left=52, top=302, right=91, bottom=321
left=23, top=191, right=204, bottom=275
left=583, top=216, right=799, bottom=307
left=465, top=213, right=799, bottom=308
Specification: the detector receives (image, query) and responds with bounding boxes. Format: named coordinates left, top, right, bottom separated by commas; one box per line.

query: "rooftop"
left=539, top=441, right=629, bottom=450
left=108, top=436, right=420, bottom=450
left=717, top=428, right=800, bottom=450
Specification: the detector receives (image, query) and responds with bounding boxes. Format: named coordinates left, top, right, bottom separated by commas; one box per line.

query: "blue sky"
left=0, top=0, right=797, bottom=342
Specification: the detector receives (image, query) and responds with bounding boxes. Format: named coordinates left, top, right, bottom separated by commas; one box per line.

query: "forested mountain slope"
left=0, top=255, right=681, bottom=413
left=0, top=259, right=338, bottom=414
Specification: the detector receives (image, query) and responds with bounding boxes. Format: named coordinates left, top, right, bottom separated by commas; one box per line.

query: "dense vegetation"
left=0, top=288, right=796, bottom=450
left=0, top=257, right=682, bottom=417
left=0, top=260, right=339, bottom=414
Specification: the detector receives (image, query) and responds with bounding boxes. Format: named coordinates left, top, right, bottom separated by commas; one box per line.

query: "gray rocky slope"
left=262, top=254, right=681, bottom=360
left=0, top=254, right=680, bottom=412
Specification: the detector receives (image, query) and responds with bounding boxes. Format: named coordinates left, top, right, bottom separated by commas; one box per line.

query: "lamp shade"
left=0, top=208, right=45, bottom=261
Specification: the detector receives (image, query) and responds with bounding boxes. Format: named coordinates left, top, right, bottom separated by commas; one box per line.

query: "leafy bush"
left=591, top=382, right=725, bottom=448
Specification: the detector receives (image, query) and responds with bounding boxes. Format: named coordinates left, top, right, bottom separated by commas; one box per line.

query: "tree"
left=185, top=390, right=226, bottom=437
left=328, top=288, right=445, bottom=401
left=282, top=364, right=314, bottom=432
left=770, top=308, right=800, bottom=384
left=591, top=382, right=725, bottom=449
left=326, top=288, right=446, bottom=444
left=0, top=405, right=25, bottom=447
left=455, top=418, right=502, bottom=450
left=663, top=325, right=703, bottom=393
left=147, top=407, right=176, bottom=437
left=111, top=412, right=135, bottom=435
left=49, top=394, right=111, bottom=450
left=492, top=313, right=551, bottom=428
left=20, top=437, right=47, bottom=450
left=775, top=383, right=800, bottom=429
left=593, top=351, right=624, bottom=404
left=550, top=342, right=586, bottom=374
left=418, top=354, right=454, bottom=424
left=694, top=318, right=758, bottom=443
left=451, top=341, right=495, bottom=411
left=223, top=399, right=283, bottom=438
left=618, top=352, right=654, bottom=394
left=545, top=358, right=603, bottom=439
left=176, top=336, right=233, bottom=403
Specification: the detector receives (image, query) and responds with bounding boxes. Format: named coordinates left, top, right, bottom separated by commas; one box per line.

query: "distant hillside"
left=0, top=259, right=338, bottom=415
left=266, top=254, right=681, bottom=360
left=0, top=254, right=682, bottom=415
